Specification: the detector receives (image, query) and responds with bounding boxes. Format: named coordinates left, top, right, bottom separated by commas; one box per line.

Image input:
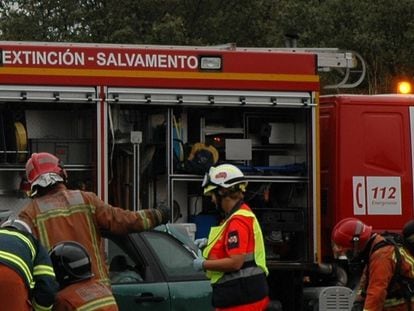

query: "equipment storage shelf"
left=105, top=85, right=317, bottom=311
left=0, top=86, right=97, bottom=212
left=160, top=102, right=313, bottom=255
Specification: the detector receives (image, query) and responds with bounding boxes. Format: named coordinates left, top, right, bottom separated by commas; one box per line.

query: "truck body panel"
left=320, top=94, right=414, bottom=260
left=0, top=41, right=332, bottom=310
left=0, top=41, right=318, bottom=91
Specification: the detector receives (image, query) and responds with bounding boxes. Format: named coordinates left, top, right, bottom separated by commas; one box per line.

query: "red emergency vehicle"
left=0, top=41, right=357, bottom=310
left=320, top=94, right=414, bottom=261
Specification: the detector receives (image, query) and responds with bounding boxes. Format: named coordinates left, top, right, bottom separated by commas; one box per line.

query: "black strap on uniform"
left=352, top=221, right=364, bottom=259
left=371, top=238, right=413, bottom=311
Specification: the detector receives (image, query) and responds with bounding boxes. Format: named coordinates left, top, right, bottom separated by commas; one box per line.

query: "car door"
left=107, top=230, right=212, bottom=311
left=140, top=231, right=213, bottom=310
left=107, top=233, right=170, bottom=311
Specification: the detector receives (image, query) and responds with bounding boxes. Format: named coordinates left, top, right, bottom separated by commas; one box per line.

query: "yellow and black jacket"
left=0, top=227, right=58, bottom=310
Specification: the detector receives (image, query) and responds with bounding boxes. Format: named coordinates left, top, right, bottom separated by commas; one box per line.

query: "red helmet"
left=26, top=152, right=64, bottom=185
left=331, top=218, right=372, bottom=252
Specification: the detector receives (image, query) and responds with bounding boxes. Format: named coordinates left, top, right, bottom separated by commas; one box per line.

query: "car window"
left=107, top=239, right=145, bottom=284
left=142, top=231, right=206, bottom=281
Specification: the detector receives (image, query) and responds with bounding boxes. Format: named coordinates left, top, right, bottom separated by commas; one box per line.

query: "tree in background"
left=1, top=0, right=414, bottom=94
left=301, top=0, right=414, bottom=94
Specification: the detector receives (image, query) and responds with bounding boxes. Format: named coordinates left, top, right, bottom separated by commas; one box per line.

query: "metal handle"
left=134, top=292, right=166, bottom=303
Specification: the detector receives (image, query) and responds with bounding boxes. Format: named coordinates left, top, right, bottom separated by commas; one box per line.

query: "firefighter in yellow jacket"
left=19, top=152, right=170, bottom=309
left=332, top=218, right=414, bottom=311
left=193, top=164, right=269, bottom=311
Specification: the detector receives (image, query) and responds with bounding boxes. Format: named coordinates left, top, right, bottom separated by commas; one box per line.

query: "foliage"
left=1, top=0, right=414, bottom=93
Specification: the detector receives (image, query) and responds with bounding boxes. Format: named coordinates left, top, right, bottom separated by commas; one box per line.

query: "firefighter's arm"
left=32, top=240, right=59, bottom=311
left=351, top=266, right=367, bottom=309
left=85, top=192, right=169, bottom=235
left=351, top=300, right=364, bottom=311
left=363, top=246, right=395, bottom=311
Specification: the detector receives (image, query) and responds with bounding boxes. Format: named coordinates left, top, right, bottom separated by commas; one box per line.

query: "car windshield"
left=155, top=224, right=199, bottom=256
left=108, top=230, right=212, bottom=311
left=106, top=229, right=206, bottom=284
left=142, top=231, right=203, bottom=280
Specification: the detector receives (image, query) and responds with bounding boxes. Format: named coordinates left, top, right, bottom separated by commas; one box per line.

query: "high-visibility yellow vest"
left=203, top=206, right=268, bottom=284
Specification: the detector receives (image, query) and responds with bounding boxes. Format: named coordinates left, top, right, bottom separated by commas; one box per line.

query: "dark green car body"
left=105, top=225, right=213, bottom=311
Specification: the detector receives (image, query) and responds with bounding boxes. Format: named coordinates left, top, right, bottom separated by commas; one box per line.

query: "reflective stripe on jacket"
left=19, top=185, right=165, bottom=286
left=53, top=279, right=118, bottom=311
left=357, top=235, right=414, bottom=311
left=0, top=228, right=58, bottom=310
left=203, top=206, right=268, bottom=284
left=203, top=204, right=269, bottom=308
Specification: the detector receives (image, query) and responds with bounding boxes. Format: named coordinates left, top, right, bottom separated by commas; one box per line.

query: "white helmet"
left=1, top=219, right=32, bottom=234
left=202, top=164, right=247, bottom=195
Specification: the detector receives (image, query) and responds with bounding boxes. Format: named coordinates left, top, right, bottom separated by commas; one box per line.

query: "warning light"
left=397, top=81, right=412, bottom=94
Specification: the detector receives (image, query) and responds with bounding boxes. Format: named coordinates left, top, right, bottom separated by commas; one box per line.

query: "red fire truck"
left=320, top=94, right=414, bottom=261
left=0, top=41, right=358, bottom=310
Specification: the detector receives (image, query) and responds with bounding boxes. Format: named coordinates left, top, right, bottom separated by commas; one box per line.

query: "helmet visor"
left=202, top=170, right=217, bottom=196
left=203, top=184, right=217, bottom=196
left=201, top=172, right=210, bottom=188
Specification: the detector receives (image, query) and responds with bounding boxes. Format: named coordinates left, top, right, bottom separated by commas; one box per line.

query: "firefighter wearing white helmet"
left=194, top=163, right=270, bottom=310
left=202, top=163, right=248, bottom=196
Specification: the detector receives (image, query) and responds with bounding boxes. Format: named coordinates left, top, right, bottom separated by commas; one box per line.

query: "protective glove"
left=156, top=203, right=171, bottom=224
left=193, top=257, right=205, bottom=271
left=194, top=238, right=208, bottom=249
left=351, top=301, right=364, bottom=311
